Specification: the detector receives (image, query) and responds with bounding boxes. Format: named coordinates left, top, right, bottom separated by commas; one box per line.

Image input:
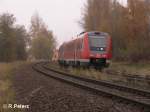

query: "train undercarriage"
left=58, top=58, right=109, bottom=69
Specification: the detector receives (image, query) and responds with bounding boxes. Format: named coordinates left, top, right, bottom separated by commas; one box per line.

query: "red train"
left=58, top=31, right=112, bottom=68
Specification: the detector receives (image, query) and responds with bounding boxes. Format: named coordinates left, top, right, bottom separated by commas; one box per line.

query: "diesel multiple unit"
left=58, top=31, right=112, bottom=67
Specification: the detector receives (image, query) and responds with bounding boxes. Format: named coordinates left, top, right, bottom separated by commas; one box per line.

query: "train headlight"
left=100, top=48, right=104, bottom=51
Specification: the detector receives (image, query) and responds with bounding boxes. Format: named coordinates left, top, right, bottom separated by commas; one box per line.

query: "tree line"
left=0, top=13, right=56, bottom=62
left=81, top=0, right=150, bottom=62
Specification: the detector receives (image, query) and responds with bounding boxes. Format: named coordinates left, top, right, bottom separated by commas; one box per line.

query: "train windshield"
left=89, top=36, right=107, bottom=47
left=88, top=35, right=107, bottom=52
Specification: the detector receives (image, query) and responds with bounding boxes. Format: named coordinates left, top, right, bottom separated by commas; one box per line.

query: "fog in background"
left=0, top=0, right=126, bottom=47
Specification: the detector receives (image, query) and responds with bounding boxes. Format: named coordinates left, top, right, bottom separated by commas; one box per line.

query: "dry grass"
left=68, top=67, right=122, bottom=83
left=107, top=61, right=150, bottom=77
left=0, top=61, right=28, bottom=112
left=48, top=62, right=150, bottom=88
left=48, top=64, right=107, bottom=81
left=69, top=67, right=102, bottom=79
left=47, top=62, right=150, bottom=90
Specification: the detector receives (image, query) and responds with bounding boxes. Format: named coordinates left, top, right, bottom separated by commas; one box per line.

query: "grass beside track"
left=0, top=62, right=29, bottom=112
left=47, top=63, right=112, bottom=82
left=47, top=62, right=150, bottom=90
left=50, top=61, right=150, bottom=77
left=107, top=61, right=150, bottom=77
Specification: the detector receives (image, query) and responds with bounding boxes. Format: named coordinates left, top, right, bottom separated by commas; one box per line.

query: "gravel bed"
left=12, top=63, right=148, bottom=112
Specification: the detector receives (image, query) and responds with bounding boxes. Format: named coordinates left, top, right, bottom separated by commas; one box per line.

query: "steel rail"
left=32, top=62, right=150, bottom=109
left=43, top=63, right=150, bottom=97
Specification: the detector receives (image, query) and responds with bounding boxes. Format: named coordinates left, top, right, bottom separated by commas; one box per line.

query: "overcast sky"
left=0, top=0, right=126, bottom=47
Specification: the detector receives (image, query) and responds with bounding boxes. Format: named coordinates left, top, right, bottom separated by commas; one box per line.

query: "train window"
left=76, top=38, right=82, bottom=50
left=77, top=40, right=80, bottom=50
left=89, top=36, right=107, bottom=47
left=79, top=39, right=82, bottom=49
left=81, top=38, right=83, bottom=49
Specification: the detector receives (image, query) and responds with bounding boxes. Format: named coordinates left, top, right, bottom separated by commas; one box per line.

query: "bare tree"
left=30, top=13, right=56, bottom=60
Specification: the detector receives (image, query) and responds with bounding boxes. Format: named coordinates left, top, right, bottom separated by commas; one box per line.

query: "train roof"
left=77, top=31, right=109, bottom=36
left=59, top=31, right=110, bottom=48
left=87, top=31, right=109, bottom=36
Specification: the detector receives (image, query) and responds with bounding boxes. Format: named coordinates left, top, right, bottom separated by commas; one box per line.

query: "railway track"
left=32, top=62, right=150, bottom=111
